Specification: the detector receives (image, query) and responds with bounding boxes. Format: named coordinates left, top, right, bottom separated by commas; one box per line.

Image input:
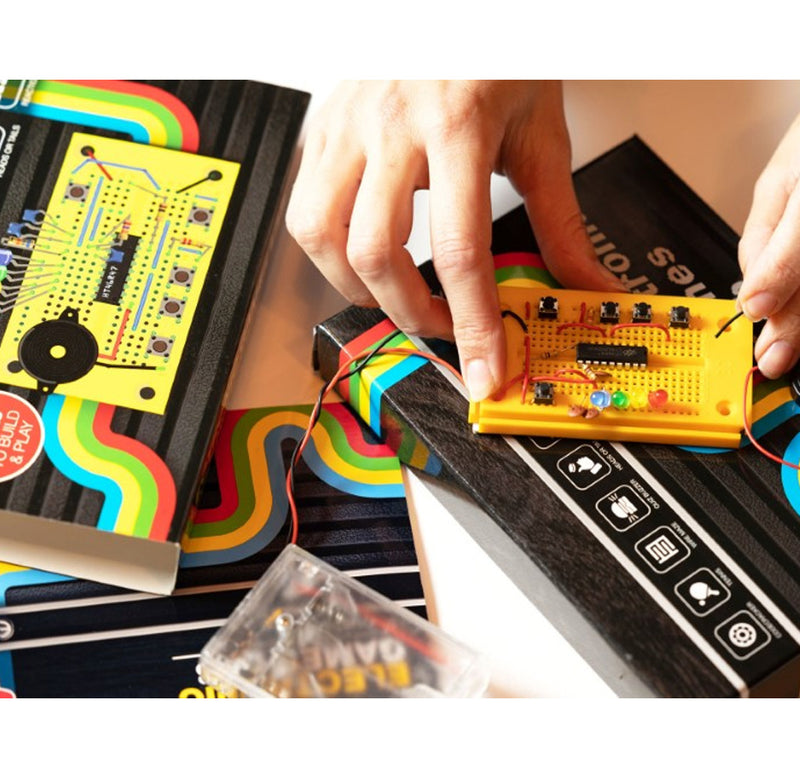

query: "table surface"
left=228, top=79, right=800, bottom=697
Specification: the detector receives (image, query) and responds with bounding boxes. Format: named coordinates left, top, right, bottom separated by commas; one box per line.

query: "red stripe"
left=323, top=402, right=397, bottom=458
left=92, top=403, right=177, bottom=540
left=338, top=318, right=398, bottom=368
left=61, top=80, right=200, bottom=152
left=192, top=409, right=247, bottom=524
left=493, top=251, right=545, bottom=270
left=337, top=318, right=397, bottom=405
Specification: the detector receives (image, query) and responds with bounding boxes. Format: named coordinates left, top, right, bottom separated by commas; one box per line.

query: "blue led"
left=590, top=389, right=612, bottom=410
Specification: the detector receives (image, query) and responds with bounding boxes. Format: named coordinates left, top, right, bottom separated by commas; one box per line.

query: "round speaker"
left=18, top=316, right=98, bottom=387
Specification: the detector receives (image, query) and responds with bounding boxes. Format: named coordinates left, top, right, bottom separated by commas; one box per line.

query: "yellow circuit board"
left=468, top=288, right=753, bottom=447
left=0, top=132, right=239, bottom=413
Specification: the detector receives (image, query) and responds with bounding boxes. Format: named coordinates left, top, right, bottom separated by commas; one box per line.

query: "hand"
left=286, top=80, right=625, bottom=400
left=738, top=112, right=800, bottom=378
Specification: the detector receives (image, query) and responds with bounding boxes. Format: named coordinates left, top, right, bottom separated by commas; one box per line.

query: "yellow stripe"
left=355, top=338, right=415, bottom=430
left=752, top=386, right=794, bottom=421
left=186, top=409, right=402, bottom=552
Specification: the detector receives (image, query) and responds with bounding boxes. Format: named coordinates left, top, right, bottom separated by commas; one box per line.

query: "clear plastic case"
left=197, top=544, right=489, bottom=698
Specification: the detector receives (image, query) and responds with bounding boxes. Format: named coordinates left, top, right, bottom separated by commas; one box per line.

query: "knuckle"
left=285, top=206, right=335, bottom=256
left=347, top=234, right=392, bottom=278
left=451, top=318, right=496, bottom=355
left=432, top=235, right=487, bottom=275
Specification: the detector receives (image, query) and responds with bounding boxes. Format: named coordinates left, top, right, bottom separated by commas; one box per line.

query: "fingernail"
left=758, top=340, right=795, bottom=379
left=601, top=267, right=629, bottom=292
left=465, top=359, right=494, bottom=402
left=741, top=292, right=778, bottom=322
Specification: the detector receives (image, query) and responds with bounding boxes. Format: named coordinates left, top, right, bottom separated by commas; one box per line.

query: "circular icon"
left=728, top=621, right=758, bottom=649
left=0, top=391, right=45, bottom=482
left=0, top=618, right=14, bottom=641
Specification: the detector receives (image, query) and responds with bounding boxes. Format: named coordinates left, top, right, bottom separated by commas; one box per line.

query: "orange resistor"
left=180, top=237, right=210, bottom=248
left=1, top=235, right=35, bottom=250
left=118, top=219, right=132, bottom=241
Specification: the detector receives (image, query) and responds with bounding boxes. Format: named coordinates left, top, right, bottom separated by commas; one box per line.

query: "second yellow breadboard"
left=468, top=288, right=753, bottom=447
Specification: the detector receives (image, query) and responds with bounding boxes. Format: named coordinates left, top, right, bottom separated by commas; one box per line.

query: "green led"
left=611, top=390, right=630, bottom=409
left=0, top=267, right=7, bottom=282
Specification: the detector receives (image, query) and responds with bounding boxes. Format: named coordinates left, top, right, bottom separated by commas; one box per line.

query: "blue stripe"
left=41, top=395, right=122, bottom=531
left=367, top=355, right=426, bottom=436
left=781, top=432, right=800, bottom=519
left=0, top=651, right=15, bottom=695
left=89, top=207, right=104, bottom=242
left=180, top=422, right=403, bottom=569
left=152, top=220, right=170, bottom=268
left=77, top=177, right=104, bottom=247
left=132, top=273, right=153, bottom=330
left=13, top=103, right=150, bottom=143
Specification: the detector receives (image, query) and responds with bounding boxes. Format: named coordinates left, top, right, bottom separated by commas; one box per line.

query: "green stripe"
left=38, top=81, right=184, bottom=147
left=75, top=400, right=157, bottom=536
left=495, top=265, right=559, bottom=287
left=753, top=375, right=790, bottom=404
left=346, top=331, right=410, bottom=421
left=317, top=408, right=399, bottom=472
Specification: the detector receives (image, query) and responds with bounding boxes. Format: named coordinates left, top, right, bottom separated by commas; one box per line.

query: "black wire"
left=285, top=328, right=402, bottom=544
left=715, top=310, right=745, bottom=338
left=501, top=309, right=527, bottom=333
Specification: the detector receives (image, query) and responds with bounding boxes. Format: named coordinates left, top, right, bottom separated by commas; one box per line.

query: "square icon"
left=635, top=526, right=690, bottom=573
left=714, top=611, right=771, bottom=661
left=556, top=445, right=612, bottom=490
left=596, top=485, right=651, bottom=532
left=675, top=568, right=731, bottom=617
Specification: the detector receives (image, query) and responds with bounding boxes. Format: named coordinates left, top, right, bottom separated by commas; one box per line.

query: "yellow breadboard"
left=468, top=288, right=753, bottom=447
left=0, top=133, right=239, bottom=414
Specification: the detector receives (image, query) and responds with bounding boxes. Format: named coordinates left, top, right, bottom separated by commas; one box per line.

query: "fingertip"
left=464, top=358, right=496, bottom=402
left=740, top=291, right=779, bottom=322
left=757, top=340, right=796, bottom=379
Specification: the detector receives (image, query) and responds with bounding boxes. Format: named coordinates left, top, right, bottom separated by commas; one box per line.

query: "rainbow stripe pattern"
left=494, top=251, right=558, bottom=288
left=5, top=79, right=198, bottom=151
left=180, top=403, right=406, bottom=567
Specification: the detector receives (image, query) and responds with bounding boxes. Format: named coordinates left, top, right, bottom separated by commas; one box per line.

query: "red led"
left=648, top=389, right=669, bottom=409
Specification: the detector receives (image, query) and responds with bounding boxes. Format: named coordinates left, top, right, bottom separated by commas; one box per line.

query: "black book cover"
left=0, top=80, right=308, bottom=594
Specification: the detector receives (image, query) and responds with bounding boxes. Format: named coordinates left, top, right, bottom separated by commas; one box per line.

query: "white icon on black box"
left=714, top=611, right=771, bottom=660
left=556, top=445, right=612, bottom=490
left=675, top=568, right=731, bottom=616
left=635, top=526, right=690, bottom=573
left=596, top=485, right=651, bottom=532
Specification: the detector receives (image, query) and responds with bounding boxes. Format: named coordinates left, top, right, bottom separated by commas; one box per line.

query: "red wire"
left=742, top=365, right=800, bottom=471
left=286, top=346, right=464, bottom=544
left=556, top=322, right=607, bottom=337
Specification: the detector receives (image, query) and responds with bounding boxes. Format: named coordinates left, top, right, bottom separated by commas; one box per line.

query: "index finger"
left=427, top=138, right=505, bottom=402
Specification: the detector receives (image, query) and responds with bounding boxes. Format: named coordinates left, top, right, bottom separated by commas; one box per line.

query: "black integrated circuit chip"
left=576, top=342, right=648, bottom=367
